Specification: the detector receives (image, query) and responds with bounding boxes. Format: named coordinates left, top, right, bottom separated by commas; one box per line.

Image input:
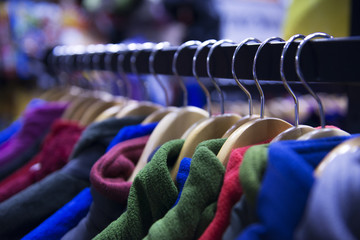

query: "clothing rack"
left=44, top=36, right=360, bottom=133
left=46, top=36, right=360, bottom=84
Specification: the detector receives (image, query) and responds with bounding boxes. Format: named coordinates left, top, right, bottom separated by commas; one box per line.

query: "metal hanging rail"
left=46, top=36, right=360, bottom=84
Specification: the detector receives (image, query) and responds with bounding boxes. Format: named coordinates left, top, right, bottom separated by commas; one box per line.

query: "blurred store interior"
left=0, top=0, right=357, bottom=131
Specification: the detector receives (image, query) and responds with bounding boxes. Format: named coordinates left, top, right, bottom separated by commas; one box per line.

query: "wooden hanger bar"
left=47, top=36, right=360, bottom=84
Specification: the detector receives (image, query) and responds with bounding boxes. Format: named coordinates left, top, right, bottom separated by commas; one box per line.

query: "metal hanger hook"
left=295, top=32, right=333, bottom=128
left=207, top=39, right=235, bottom=115
left=115, top=43, right=132, bottom=98
left=280, top=34, right=305, bottom=127
left=82, top=44, right=98, bottom=90
left=130, top=42, right=153, bottom=101
left=149, top=41, right=171, bottom=106
left=57, top=45, right=71, bottom=86
left=92, top=44, right=106, bottom=70
left=193, top=39, right=216, bottom=117
left=104, top=43, right=121, bottom=72
left=232, top=37, right=261, bottom=116
left=172, top=40, right=202, bottom=107
left=253, top=37, right=285, bottom=118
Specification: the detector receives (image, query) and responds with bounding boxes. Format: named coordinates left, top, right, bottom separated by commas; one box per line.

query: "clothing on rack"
left=106, top=122, right=158, bottom=152
left=91, top=135, right=150, bottom=202
left=21, top=188, right=93, bottom=240
left=24, top=134, right=150, bottom=240
left=294, top=148, right=360, bottom=240
left=0, top=119, right=84, bottom=202
left=62, top=135, right=150, bottom=240
left=172, top=157, right=192, bottom=207
left=199, top=140, right=270, bottom=240
left=0, top=102, right=68, bottom=169
left=0, top=101, right=67, bottom=182
left=34, top=121, right=158, bottom=239
left=144, top=138, right=226, bottom=240
left=0, top=98, right=45, bottom=147
left=239, top=144, right=270, bottom=207
left=0, top=138, right=42, bottom=181
left=222, top=195, right=257, bottom=240
left=93, top=139, right=184, bottom=240
left=237, top=135, right=356, bottom=240
left=1, top=35, right=360, bottom=240
left=0, top=116, right=144, bottom=239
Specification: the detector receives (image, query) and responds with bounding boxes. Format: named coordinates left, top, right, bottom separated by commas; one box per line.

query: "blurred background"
left=0, top=0, right=357, bottom=130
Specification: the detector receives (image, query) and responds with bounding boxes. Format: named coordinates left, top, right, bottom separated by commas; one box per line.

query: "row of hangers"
left=40, top=32, right=357, bottom=183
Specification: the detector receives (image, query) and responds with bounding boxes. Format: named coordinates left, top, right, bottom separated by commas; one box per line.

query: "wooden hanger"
left=217, top=37, right=294, bottom=166
left=94, top=102, right=126, bottom=122
left=115, top=43, right=165, bottom=119
left=42, top=45, right=85, bottom=102
left=141, top=42, right=182, bottom=124
left=128, top=41, right=212, bottom=182
left=116, top=101, right=162, bottom=118
left=57, top=86, right=84, bottom=103
left=217, top=118, right=292, bottom=165
left=144, top=40, right=210, bottom=127
left=222, top=38, right=264, bottom=138
left=80, top=100, right=117, bottom=126
left=40, top=86, right=70, bottom=101
left=71, top=99, right=102, bottom=122
left=141, top=107, right=178, bottom=124
left=298, top=128, right=349, bottom=140
left=271, top=34, right=316, bottom=142
left=62, top=45, right=110, bottom=122
left=61, top=91, right=94, bottom=120
left=92, top=44, right=134, bottom=122
left=64, top=79, right=111, bottom=123
left=141, top=40, right=203, bottom=125
left=294, top=33, right=350, bottom=140
left=67, top=81, right=109, bottom=123
left=222, top=115, right=260, bottom=138
left=315, top=136, right=360, bottom=177
left=170, top=39, right=244, bottom=180
left=79, top=90, right=118, bottom=126
left=128, top=106, right=208, bottom=182
left=180, top=118, right=209, bottom=139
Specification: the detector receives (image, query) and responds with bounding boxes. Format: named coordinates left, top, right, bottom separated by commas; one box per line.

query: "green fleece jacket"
left=94, top=138, right=226, bottom=240
left=144, top=138, right=226, bottom=240
left=239, top=144, right=269, bottom=206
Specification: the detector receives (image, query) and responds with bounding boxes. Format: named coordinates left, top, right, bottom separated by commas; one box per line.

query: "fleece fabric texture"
left=0, top=170, right=89, bottom=240
left=0, top=102, right=67, bottom=168
left=106, top=122, right=158, bottom=151
left=21, top=188, right=92, bottom=240
left=62, top=135, right=150, bottom=240
left=0, top=98, right=46, bottom=146
left=221, top=143, right=270, bottom=240
left=173, top=157, right=192, bottom=207
left=222, top=195, right=257, bottom=240
left=0, top=119, right=22, bottom=147
left=295, top=150, right=360, bottom=240
left=0, top=116, right=144, bottom=239
left=239, top=144, right=270, bottom=207
left=0, top=120, right=84, bottom=202
left=0, top=138, right=42, bottom=181
left=93, top=139, right=185, bottom=240
left=91, top=135, right=150, bottom=202
left=60, top=116, right=144, bottom=181
left=199, top=142, right=269, bottom=240
left=62, top=189, right=119, bottom=240
left=0, top=99, right=48, bottom=180
left=237, top=135, right=356, bottom=240
left=144, top=138, right=226, bottom=240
